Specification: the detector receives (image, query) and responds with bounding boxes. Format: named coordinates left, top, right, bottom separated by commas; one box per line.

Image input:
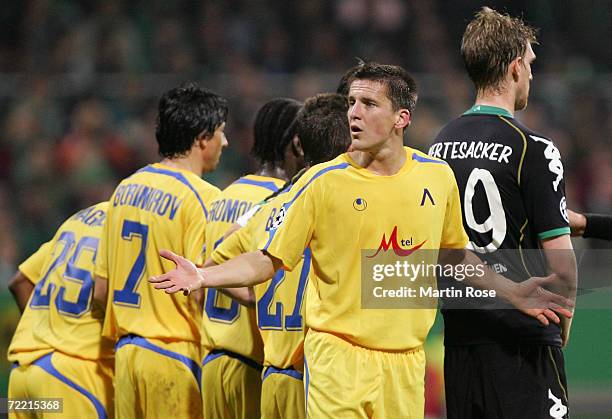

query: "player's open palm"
left=149, top=249, right=201, bottom=295
left=513, top=274, right=574, bottom=326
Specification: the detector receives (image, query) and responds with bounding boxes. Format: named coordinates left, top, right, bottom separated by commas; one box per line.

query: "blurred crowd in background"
left=0, top=0, right=611, bottom=281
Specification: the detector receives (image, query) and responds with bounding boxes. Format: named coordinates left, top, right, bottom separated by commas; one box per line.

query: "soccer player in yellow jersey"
left=8, top=202, right=113, bottom=419
left=211, top=93, right=351, bottom=419
left=201, top=98, right=302, bottom=419
left=8, top=241, right=54, bottom=406
left=93, top=83, right=227, bottom=419
left=151, top=63, right=573, bottom=418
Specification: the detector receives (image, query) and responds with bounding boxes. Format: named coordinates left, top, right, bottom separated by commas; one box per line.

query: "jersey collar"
left=462, top=104, right=513, bottom=118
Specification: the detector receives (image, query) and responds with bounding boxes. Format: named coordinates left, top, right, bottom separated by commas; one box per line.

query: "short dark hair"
left=336, top=59, right=365, bottom=96
left=155, top=82, right=228, bottom=159
left=296, top=93, right=351, bottom=165
left=462, top=7, right=538, bottom=93
left=348, top=62, right=418, bottom=113
left=251, top=98, right=303, bottom=165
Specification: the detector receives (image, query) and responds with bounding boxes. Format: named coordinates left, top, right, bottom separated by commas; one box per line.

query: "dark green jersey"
left=430, top=105, right=570, bottom=346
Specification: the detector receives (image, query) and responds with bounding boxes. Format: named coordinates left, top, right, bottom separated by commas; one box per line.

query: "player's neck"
left=348, top=138, right=406, bottom=176
left=474, top=90, right=516, bottom=117
left=255, top=163, right=290, bottom=181
left=159, top=155, right=204, bottom=176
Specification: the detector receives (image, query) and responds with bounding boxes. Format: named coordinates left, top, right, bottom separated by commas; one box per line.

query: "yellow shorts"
left=114, top=335, right=202, bottom=419
left=261, top=366, right=305, bottom=419
left=304, top=330, right=425, bottom=418
left=8, top=352, right=113, bottom=419
left=201, top=350, right=262, bottom=419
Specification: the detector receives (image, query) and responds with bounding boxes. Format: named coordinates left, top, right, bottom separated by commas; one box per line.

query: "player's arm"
left=222, top=223, right=242, bottom=241
left=11, top=240, right=54, bottom=312
left=150, top=249, right=281, bottom=293
left=568, top=209, right=587, bottom=236
left=541, top=234, right=577, bottom=346
left=569, top=209, right=612, bottom=240
left=203, top=204, right=274, bottom=307
left=202, top=256, right=255, bottom=307
left=93, top=275, right=108, bottom=314
left=92, top=209, right=111, bottom=314
left=219, top=284, right=255, bottom=307
left=8, top=271, right=35, bottom=313
left=151, top=180, right=316, bottom=295
left=439, top=249, right=574, bottom=326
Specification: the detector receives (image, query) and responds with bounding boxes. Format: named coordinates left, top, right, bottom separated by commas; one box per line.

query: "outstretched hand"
left=511, top=274, right=574, bottom=326
left=148, top=249, right=203, bottom=295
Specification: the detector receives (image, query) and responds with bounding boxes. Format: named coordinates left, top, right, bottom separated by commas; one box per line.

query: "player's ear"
left=510, top=56, right=522, bottom=82
left=195, top=132, right=209, bottom=150
left=291, top=135, right=304, bottom=158
left=395, top=109, right=411, bottom=129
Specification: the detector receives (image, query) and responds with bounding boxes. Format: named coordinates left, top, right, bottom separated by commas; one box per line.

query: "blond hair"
left=461, top=7, right=538, bottom=93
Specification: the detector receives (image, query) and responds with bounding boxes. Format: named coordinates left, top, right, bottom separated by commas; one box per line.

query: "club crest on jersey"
left=353, top=197, right=367, bottom=211
left=271, top=206, right=286, bottom=230
left=367, top=226, right=426, bottom=258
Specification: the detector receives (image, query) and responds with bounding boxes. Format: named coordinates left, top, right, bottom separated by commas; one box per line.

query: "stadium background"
left=0, top=0, right=610, bottom=417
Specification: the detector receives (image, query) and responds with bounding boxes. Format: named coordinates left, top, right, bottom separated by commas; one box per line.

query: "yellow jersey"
left=261, top=148, right=468, bottom=351
left=95, top=163, right=220, bottom=343
left=203, top=174, right=285, bottom=362
left=7, top=241, right=54, bottom=365
left=213, top=184, right=311, bottom=372
left=28, top=202, right=113, bottom=361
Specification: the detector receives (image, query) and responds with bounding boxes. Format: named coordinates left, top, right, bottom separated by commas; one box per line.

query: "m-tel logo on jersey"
left=367, top=226, right=426, bottom=258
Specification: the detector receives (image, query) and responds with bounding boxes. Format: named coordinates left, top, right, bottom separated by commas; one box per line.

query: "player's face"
left=202, top=122, right=228, bottom=172
left=348, top=80, right=399, bottom=152
left=515, top=43, right=535, bottom=111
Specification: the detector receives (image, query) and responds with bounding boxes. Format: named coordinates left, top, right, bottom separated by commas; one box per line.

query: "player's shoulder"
left=194, top=178, right=221, bottom=198
left=271, top=156, right=351, bottom=206
left=129, top=163, right=220, bottom=195
left=60, top=201, right=109, bottom=233
left=496, top=117, right=555, bottom=145
left=410, top=147, right=449, bottom=166
left=299, top=154, right=352, bottom=185
left=69, top=201, right=109, bottom=219
left=409, top=147, right=453, bottom=177
left=216, top=174, right=284, bottom=202
left=433, top=116, right=463, bottom=142
left=508, top=121, right=561, bottom=156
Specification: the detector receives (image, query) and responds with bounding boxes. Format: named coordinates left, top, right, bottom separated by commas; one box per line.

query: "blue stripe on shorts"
left=202, top=349, right=263, bottom=372
left=116, top=334, right=202, bottom=390
left=33, top=352, right=107, bottom=419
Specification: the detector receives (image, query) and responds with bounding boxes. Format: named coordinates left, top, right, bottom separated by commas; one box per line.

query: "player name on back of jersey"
left=70, top=206, right=106, bottom=227
left=112, top=182, right=182, bottom=220
left=429, top=140, right=512, bottom=164
left=208, top=198, right=255, bottom=224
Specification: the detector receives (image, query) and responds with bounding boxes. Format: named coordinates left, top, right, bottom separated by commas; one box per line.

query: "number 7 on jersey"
left=113, top=220, right=149, bottom=307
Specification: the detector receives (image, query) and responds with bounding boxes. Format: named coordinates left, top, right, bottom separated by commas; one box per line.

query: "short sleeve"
left=18, top=240, right=53, bottom=284
left=211, top=223, right=253, bottom=265
left=441, top=172, right=469, bottom=249
left=521, top=134, right=570, bottom=240
left=259, top=183, right=316, bottom=271
left=182, top=196, right=209, bottom=266
left=94, top=210, right=110, bottom=279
